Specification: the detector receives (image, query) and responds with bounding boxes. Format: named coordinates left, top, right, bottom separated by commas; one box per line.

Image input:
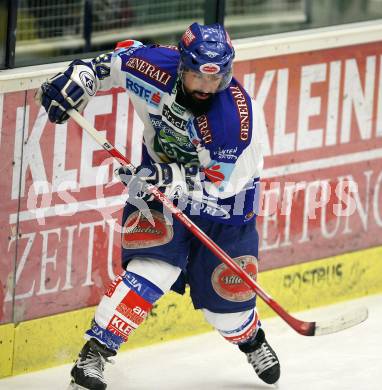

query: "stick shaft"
left=68, top=109, right=315, bottom=336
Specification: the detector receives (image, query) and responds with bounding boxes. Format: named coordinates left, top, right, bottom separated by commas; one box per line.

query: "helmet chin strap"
left=177, top=68, right=195, bottom=98
left=180, top=75, right=187, bottom=95
left=178, top=64, right=230, bottom=96
left=177, top=64, right=187, bottom=94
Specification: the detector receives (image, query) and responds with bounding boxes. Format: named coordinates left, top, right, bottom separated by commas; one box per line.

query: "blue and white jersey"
left=89, top=40, right=264, bottom=225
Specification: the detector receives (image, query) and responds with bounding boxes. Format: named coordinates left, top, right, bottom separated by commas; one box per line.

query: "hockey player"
left=37, top=22, right=280, bottom=389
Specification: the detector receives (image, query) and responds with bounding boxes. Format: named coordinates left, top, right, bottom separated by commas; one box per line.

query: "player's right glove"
left=35, top=60, right=98, bottom=124
left=116, top=163, right=189, bottom=201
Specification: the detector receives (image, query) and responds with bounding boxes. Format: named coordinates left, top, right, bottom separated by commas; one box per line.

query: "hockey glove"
left=36, top=60, right=97, bottom=124
left=116, top=163, right=188, bottom=201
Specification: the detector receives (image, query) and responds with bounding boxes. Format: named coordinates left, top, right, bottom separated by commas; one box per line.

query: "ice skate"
left=239, top=328, right=280, bottom=385
left=69, top=338, right=116, bottom=390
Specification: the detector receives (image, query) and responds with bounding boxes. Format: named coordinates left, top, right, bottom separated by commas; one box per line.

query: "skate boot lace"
left=247, top=342, right=278, bottom=375
left=77, top=350, right=114, bottom=381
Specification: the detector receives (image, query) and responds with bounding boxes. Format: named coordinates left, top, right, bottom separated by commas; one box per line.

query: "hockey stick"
left=68, top=109, right=368, bottom=336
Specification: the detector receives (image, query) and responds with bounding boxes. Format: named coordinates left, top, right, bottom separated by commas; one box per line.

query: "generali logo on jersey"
left=230, top=84, right=250, bottom=141
left=196, top=114, right=213, bottom=144
left=126, top=57, right=171, bottom=86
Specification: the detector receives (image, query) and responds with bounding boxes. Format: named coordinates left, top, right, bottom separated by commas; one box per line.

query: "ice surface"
left=1, top=294, right=381, bottom=390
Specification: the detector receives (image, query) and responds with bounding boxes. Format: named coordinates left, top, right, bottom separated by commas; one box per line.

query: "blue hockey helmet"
left=178, top=22, right=235, bottom=91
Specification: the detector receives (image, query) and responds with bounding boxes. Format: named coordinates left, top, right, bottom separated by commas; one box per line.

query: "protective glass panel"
left=0, top=0, right=7, bottom=69
left=225, top=0, right=382, bottom=39
left=14, top=0, right=205, bottom=67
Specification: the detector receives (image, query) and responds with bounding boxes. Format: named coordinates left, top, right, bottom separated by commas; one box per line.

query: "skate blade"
left=68, top=379, right=89, bottom=390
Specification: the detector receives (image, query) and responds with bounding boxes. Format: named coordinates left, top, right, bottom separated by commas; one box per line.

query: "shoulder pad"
left=121, top=46, right=179, bottom=92
left=114, top=39, right=143, bottom=51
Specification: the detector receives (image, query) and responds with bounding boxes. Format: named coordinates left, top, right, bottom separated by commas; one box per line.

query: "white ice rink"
left=1, top=294, right=381, bottom=390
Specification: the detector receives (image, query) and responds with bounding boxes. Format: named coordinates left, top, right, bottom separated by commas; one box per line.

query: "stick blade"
left=314, top=306, right=368, bottom=336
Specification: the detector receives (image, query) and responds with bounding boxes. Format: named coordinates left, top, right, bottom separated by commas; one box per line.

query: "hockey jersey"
left=88, top=40, right=263, bottom=225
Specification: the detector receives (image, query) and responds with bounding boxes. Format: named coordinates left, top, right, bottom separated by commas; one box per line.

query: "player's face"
left=182, top=70, right=223, bottom=101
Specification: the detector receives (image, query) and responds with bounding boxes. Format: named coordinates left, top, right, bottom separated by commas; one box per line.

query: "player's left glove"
left=35, top=60, right=97, bottom=124
left=116, top=163, right=189, bottom=201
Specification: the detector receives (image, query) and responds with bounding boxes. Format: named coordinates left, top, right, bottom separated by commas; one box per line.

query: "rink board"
left=0, top=244, right=381, bottom=376
left=1, top=22, right=382, bottom=325
left=1, top=20, right=382, bottom=378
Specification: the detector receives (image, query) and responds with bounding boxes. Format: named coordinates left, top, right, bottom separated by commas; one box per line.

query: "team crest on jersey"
left=150, top=113, right=197, bottom=163
left=122, top=210, right=173, bottom=249
left=211, top=256, right=258, bottom=302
